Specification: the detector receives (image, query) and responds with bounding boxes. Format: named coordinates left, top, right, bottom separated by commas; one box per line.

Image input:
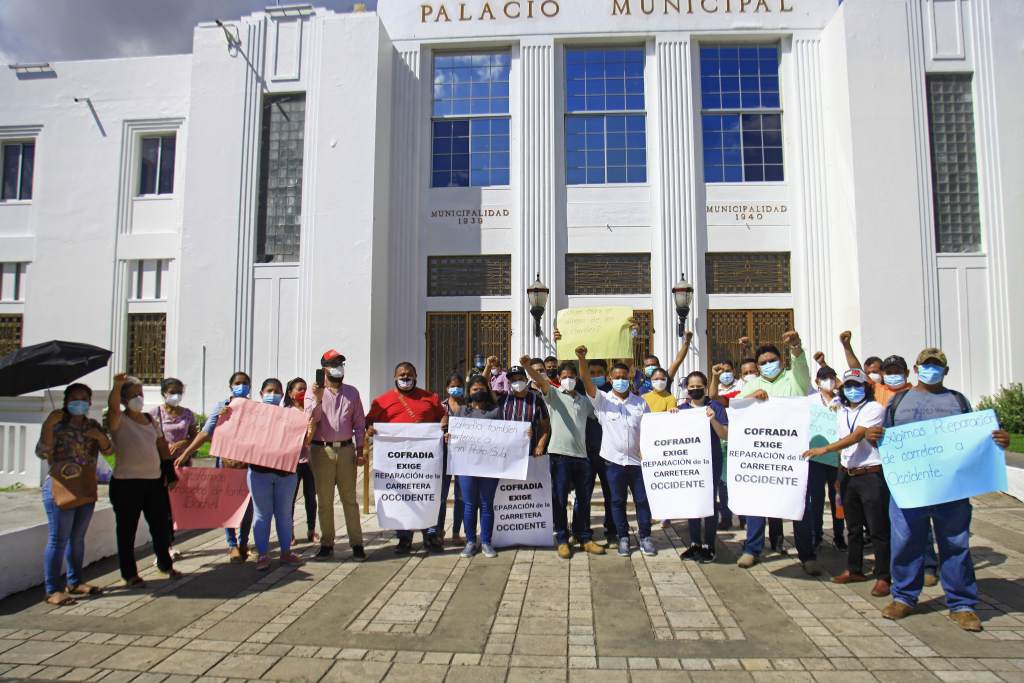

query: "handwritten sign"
left=373, top=423, right=444, bottom=530
left=725, top=397, right=810, bottom=520
left=555, top=306, right=633, bottom=361
left=210, top=399, right=306, bottom=473
left=880, top=409, right=1007, bottom=509
left=169, top=468, right=251, bottom=530
left=640, top=411, right=715, bottom=520
left=807, top=400, right=840, bottom=468
left=448, top=417, right=531, bottom=480
left=492, top=454, right=554, bottom=548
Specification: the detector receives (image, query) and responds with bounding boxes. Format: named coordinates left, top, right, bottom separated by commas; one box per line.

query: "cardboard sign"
left=555, top=306, right=634, bottom=360
left=373, top=423, right=444, bottom=530
left=640, top=411, right=715, bottom=520
left=169, top=468, right=251, bottom=530
left=448, top=417, right=531, bottom=481
left=492, top=454, right=554, bottom=548
left=808, top=399, right=840, bottom=468
left=210, top=398, right=306, bottom=473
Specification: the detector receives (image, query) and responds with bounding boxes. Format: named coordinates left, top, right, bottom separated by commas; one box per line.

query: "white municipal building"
left=0, top=0, right=1021, bottom=484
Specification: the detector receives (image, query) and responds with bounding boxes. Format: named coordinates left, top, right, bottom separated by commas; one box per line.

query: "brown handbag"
left=49, top=461, right=98, bottom=510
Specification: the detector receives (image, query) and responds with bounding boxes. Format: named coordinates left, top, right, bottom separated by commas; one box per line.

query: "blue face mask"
left=720, top=372, right=735, bottom=386
left=593, top=376, right=607, bottom=388
left=611, top=378, right=631, bottom=394
left=232, top=384, right=251, bottom=398
left=644, top=366, right=657, bottom=378
left=760, top=361, right=782, bottom=379
left=262, top=393, right=282, bottom=406
left=883, top=373, right=906, bottom=388
left=447, top=387, right=465, bottom=398
left=66, top=400, right=90, bottom=416
left=843, top=385, right=866, bottom=404
left=917, top=364, right=945, bottom=385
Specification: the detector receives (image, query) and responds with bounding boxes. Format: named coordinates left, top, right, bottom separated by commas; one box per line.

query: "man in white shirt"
left=575, top=345, right=655, bottom=558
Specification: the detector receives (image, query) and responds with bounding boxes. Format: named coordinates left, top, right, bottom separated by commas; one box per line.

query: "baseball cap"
left=816, top=366, right=838, bottom=381
left=506, top=365, right=528, bottom=379
left=915, top=347, right=948, bottom=367
left=320, top=349, right=347, bottom=366
left=881, top=355, right=909, bottom=372
left=842, top=368, right=868, bottom=384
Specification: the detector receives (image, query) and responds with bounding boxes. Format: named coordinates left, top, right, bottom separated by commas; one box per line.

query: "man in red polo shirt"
left=366, top=361, right=447, bottom=554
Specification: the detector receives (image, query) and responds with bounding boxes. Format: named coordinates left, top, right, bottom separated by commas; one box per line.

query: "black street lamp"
left=527, top=274, right=550, bottom=338
left=672, top=273, right=694, bottom=338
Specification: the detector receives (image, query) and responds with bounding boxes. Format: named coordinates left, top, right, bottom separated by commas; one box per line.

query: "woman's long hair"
left=282, top=377, right=306, bottom=408
left=466, top=375, right=495, bottom=410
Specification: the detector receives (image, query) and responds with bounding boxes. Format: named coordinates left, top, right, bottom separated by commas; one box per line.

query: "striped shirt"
left=499, top=393, right=550, bottom=451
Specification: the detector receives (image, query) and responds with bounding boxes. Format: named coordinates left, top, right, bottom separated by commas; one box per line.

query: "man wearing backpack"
left=869, top=348, right=1010, bottom=632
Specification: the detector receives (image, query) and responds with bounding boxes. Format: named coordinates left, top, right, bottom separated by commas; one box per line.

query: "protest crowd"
left=35, top=321, right=1011, bottom=636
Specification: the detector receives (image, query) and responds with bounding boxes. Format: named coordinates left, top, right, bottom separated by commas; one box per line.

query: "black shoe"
left=395, top=538, right=412, bottom=555
left=698, top=547, right=716, bottom=564
left=605, top=533, right=618, bottom=547
left=315, top=546, right=334, bottom=561
left=718, top=519, right=733, bottom=531
left=426, top=535, right=445, bottom=553
left=351, top=545, right=366, bottom=562
left=739, top=518, right=747, bottom=530
left=770, top=539, right=788, bottom=555
left=833, top=537, right=848, bottom=551
left=680, top=543, right=702, bottom=561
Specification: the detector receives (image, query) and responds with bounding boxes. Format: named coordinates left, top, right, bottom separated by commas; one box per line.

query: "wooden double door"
left=426, top=312, right=512, bottom=397
left=706, top=309, right=795, bottom=366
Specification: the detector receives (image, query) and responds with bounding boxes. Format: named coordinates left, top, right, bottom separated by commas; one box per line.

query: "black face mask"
left=546, top=369, right=558, bottom=379
left=688, top=388, right=706, bottom=401
left=470, top=391, right=490, bottom=404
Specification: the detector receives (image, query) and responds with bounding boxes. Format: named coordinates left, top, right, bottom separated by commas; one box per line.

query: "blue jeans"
left=688, top=452, right=723, bottom=548
left=579, top=450, right=615, bottom=538
left=429, top=449, right=464, bottom=538
left=41, top=478, right=95, bottom=595
left=890, top=497, right=977, bottom=612
left=605, top=462, right=652, bottom=539
left=551, top=454, right=593, bottom=545
left=790, top=461, right=827, bottom=563
left=924, top=524, right=939, bottom=575
left=460, top=476, right=499, bottom=545
left=248, top=469, right=297, bottom=556
left=217, top=458, right=253, bottom=548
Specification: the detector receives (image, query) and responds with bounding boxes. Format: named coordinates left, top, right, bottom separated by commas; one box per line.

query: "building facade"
left=1, top=0, right=1022, bottom=484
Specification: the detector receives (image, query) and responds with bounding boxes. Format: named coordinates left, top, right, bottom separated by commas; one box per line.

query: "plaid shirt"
left=499, top=392, right=550, bottom=451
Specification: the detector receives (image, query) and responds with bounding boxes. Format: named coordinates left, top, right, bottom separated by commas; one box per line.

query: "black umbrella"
left=0, top=340, right=112, bottom=397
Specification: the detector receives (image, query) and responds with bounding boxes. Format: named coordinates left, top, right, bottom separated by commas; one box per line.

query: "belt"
left=312, top=439, right=353, bottom=448
left=847, top=465, right=882, bottom=477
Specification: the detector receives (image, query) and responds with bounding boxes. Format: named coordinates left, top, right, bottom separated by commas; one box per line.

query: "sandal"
left=124, top=576, right=146, bottom=588
left=45, top=593, right=77, bottom=607
left=66, top=583, right=103, bottom=596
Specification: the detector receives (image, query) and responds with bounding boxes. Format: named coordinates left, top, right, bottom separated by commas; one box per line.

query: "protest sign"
left=492, top=454, right=554, bottom=548
left=448, top=417, right=531, bottom=481
left=807, top=399, right=840, bottom=468
left=555, top=306, right=633, bottom=360
left=639, top=411, right=715, bottom=519
left=169, top=468, right=251, bottom=530
left=372, top=423, right=444, bottom=530
left=725, top=397, right=810, bottom=520
left=880, top=409, right=1007, bottom=509
left=210, top=398, right=306, bottom=473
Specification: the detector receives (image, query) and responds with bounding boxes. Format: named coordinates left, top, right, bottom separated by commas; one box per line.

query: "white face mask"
left=560, top=378, right=577, bottom=393
left=868, top=372, right=882, bottom=384
left=743, top=373, right=759, bottom=383
left=651, top=379, right=668, bottom=393
left=490, top=368, right=500, bottom=377
left=511, top=380, right=529, bottom=394
left=328, top=366, right=345, bottom=379
left=818, top=380, right=835, bottom=392
left=127, top=396, right=145, bottom=412
left=164, top=394, right=182, bottom=407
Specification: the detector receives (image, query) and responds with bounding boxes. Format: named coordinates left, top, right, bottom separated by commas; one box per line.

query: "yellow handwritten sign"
left=556, top=306, right=634, bottom=361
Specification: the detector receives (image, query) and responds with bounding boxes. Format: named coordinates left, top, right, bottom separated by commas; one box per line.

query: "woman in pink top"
left=284, top=377, right=318, bottom=544
left=150, top=377, right=197, bottom=561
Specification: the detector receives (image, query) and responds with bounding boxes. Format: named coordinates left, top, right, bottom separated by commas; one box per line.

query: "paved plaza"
left=2, top=483, right=1024, bottom=683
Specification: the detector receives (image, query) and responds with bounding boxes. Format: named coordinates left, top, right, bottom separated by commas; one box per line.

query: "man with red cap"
left=306, top=350, right=367, bottom=561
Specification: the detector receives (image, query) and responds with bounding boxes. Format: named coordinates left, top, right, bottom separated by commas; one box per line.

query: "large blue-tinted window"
left=565, top=47, right=647, bottom=185
left=700, top=44, right=784, bottom=183
left=432, top=53, right=511, bottom=188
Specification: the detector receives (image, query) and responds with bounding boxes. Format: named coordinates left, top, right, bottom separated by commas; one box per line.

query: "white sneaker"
left=481, top=543, right=498, bottom=558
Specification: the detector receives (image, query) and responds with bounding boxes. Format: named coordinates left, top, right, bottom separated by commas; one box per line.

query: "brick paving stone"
left=150, top=651, right=226, bottom=676
left=934, top=673, right=1001, bottom=683
left=62, top=666, right=103, bottom=681
left=4, top=664, right=44, bottom=678
left=43, top=643, right=126, bottom=668
left=321, top=660, right=391, bottom=683
left=445, top=665, right=510, bottom=682
left=506, top=668, right=568, bottom=682
left=260, top=656, right=333, bottom=682
left=206, top=654, right=280, bottom=680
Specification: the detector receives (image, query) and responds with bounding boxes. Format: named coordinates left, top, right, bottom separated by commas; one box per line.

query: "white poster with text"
left=725, top=398, right=810, bottom=520
left=373, top=423, right=444, bottom=530
left=448, top=417, right=531, bottom=481
left=492, top=454, right=554, bottom=548
left=640, top=411, right=715, bottom=520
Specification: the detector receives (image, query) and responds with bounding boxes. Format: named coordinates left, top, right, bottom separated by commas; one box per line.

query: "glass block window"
left=427, top=255, right=512, bottom=297
left=138, top=134, right=176, bottom=196
left=700, top=44, right=784, bottom=183
left=566, top=47, right=647, bottom=185
left=126, top=313, right=166, bottom=386
left=565, top=253, right=651, bottom=295
left=926, top=74, right=981, bottom=254
left=0, top=314, right=22, bottom=357
left=705, top=252, right=791, bottom=294
left=432, top=53, right=511, bottom=188
left=257, top=94, right=306, bottom=263
left=1, top=141, right=34, bottom=201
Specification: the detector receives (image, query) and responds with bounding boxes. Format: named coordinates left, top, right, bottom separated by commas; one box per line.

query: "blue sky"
left=0, top=0, right=376, bottom=64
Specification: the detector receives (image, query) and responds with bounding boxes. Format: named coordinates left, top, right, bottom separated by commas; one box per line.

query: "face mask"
left=262, top=393, right=282, bottom=406
left=760, top=361, right=782, bottom=379
left=66, top=400, right=90, bottom=416
left=611, top=378, right=631, bottom=394
left=127, top=396, right=145, bottom=412
left=490, top=369, right=500, bottom=377
left=511, top=380, right=529, bottom=394
left=651, top=379, right=668, bottom=393
left=593, top=376, right=607, bottom=388
left=328, top=366, right=345, bottom=379
left=917, top=364, right=945, bottom=386
left=868, top=372, right=883, bottom=384
left=560, top=378, right=577, bottom=393
left=644, top=366, right=656, bottom=377
left=843, top=385, right=866, bottom=404
left=720, top=372, right=735, bottom=387
left=818, top=379, right=835, bottom=392
left=164, top=394, right=182, bottom=407
left=470, top=391, right=490, bottom=403
left=688, top=388, right=706, bottom=401
left=396, top=378, right=416, bottom=392
left=232, top=384, right=250, bottom=398
left=883, top=374, right=906, bottom=388
left=448, top=387, right=465, bottom=398
left=546, top=369, right=558, bottom=380
left=743, top=373, right=759, bottom=383
left=294, top=392, right=306, bottom=406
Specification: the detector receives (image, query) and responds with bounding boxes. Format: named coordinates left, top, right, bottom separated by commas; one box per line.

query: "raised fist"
left=711, top=364, right=725, bottom=377
left=575, top=345, right=588, bottom=360
left=813, top=351, right=825, bottom=366
left=839, top=330, right=852, bottom=346
left=684, top=330, right=694, bottom=344
left=519, top=355, right=532, bottom=367
left=782, top=330, right=801, bottom=349
left=553, top=327, right=563, bottom=341
left=738, top=336, right=751, bottom=348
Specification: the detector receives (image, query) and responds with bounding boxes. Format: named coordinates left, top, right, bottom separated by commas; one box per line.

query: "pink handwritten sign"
left=210, top=398, right=306, bottom=473
left=170, top=468, right=251, bottom=530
